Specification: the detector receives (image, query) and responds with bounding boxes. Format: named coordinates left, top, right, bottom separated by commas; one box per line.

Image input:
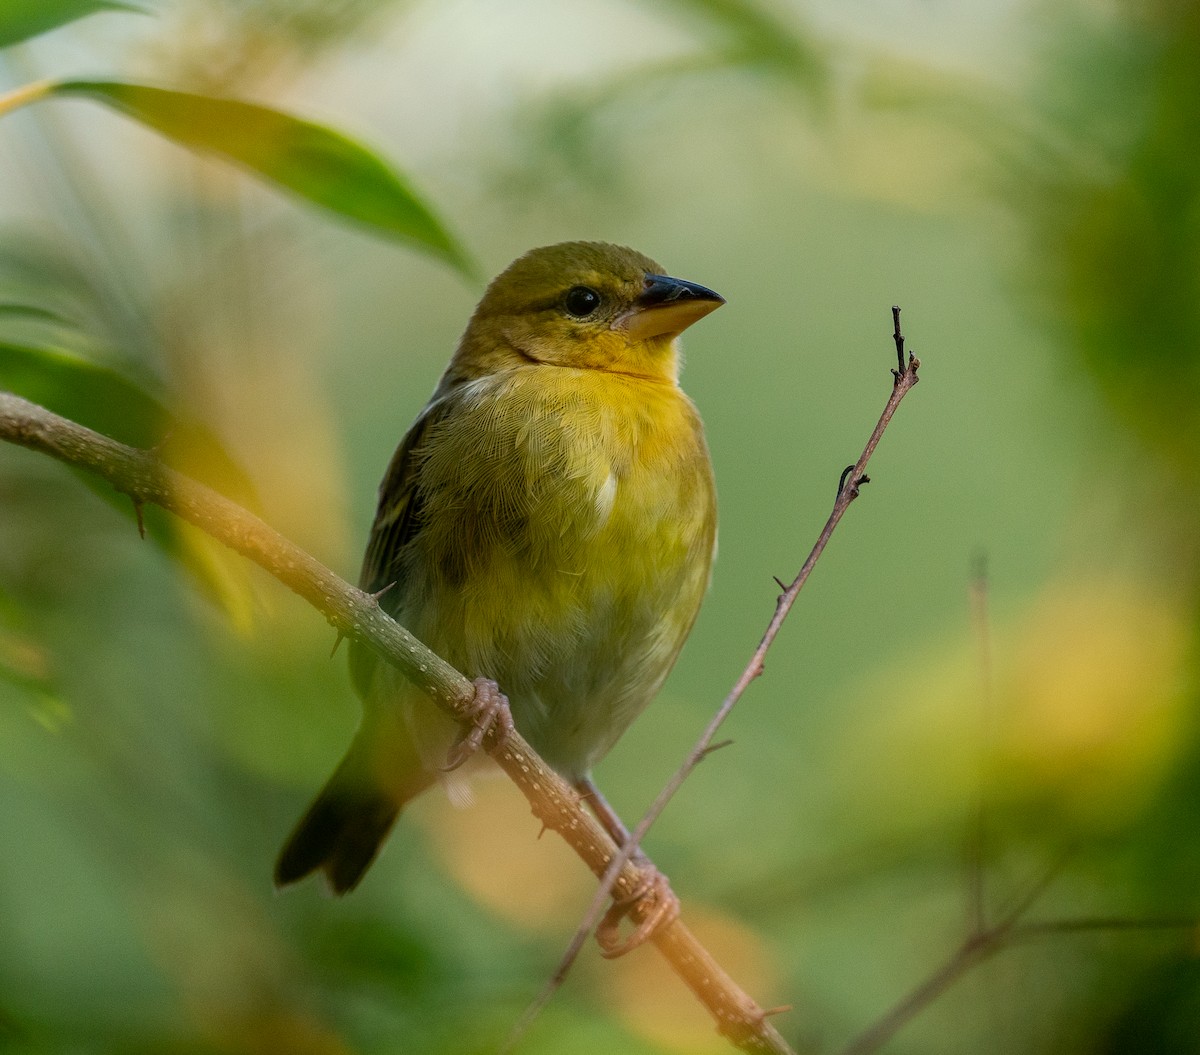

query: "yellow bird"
left=276, top=241, right=723, bottom=893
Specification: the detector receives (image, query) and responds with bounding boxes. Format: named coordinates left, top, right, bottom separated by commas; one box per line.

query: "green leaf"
left=0, top=342, right=259, bottom=623
left=0, top=303, right=65, bottom=324
left=0, top=338, right=256, bottom=502
left=51, top=79, right=477, bottom=279
left=0, top=340, right=168, bottom=447
left=0, top=0, right=140, bottom=49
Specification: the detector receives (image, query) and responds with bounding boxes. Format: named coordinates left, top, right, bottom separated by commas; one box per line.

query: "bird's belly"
left=497, top=540, right=699, bottom=778
left=409, top=455, right=712, bottom=779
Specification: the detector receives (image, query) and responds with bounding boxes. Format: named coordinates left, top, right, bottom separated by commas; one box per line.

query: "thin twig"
left=1014, top=917, right=1197, bottom=939
left=510, top=313, right=922, bottom=1046
left=836, top=651, right=1191, bottom=1055
left=838, top=892, right=1196, bottom=1055
left=848, top=807, right=1075, bottom=1054
left=966, top=553, right=992, bottom=935
left=839, top=934, right=999, bottom=1055
left=0, top=390, right=791, bottom=1055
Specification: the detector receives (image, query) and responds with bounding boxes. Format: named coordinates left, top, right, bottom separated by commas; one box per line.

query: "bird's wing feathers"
left=357, top=400, right=444, bottom=598
left=350, top=399, right=448, bottom=700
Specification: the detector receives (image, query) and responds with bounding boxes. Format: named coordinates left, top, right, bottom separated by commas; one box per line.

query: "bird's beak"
left=614, top=274, right=725, bottom=341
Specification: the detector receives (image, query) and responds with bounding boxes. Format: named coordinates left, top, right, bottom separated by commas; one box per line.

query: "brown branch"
left=514, top=309, right=923, bottom=1042
left=0, top=389, right=792, bottom=1055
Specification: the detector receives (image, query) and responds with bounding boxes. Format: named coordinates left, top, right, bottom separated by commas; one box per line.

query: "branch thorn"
left=329, top=632, right=345, bottom=658
left=368, top=581, right=397, bottom=605
left=698, top=738, right=734, bottom=761
left=132, top=498, right=146, bottom=539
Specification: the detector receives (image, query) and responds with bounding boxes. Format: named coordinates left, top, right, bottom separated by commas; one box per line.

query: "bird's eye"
left=563, top=286, right=601, bottom=318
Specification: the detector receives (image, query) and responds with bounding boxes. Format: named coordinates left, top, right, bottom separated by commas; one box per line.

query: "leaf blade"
left=0, top=0, right=140, bottom=49
left=0, top=342, right=259, bottom=623
left=52, top=79, right=477, bottom=278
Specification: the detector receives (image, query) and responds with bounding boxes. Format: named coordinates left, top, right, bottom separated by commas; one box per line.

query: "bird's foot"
left=443, top=678, right=514, bottom=771
left=571, top=776, right=679, bottom=955
left=596, top=860, right=681, bottom=958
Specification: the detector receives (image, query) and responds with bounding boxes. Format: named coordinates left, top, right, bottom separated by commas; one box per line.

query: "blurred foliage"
left=1019, top=3, right=1200, bottom=488
left=0, top=0, right=141, bottom=50
left=493, top=0, right=830, bottom=207
left=0, top=76, right=473, bottom=277
left=3, top=0, right=1200, bottom=1054
left=46, top=79, right=475, bottom=276
left=651, top=0, right=829, bottom=93
left=0, top=339, right=265, bottom=618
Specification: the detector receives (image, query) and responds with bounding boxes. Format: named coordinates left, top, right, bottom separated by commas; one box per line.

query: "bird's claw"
left=442, top=678, right=514, bottom=771
left=596, top=863, right=681, bottom=958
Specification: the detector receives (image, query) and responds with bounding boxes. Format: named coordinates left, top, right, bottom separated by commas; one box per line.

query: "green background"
left=2, top=1, right=1198, bottom=1053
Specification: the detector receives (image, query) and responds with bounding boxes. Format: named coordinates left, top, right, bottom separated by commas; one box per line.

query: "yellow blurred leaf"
left=997, top=577, right=1191, bottom=819
left=420, top=778, right=594, bottom=930
left=607, top=904, right=782, bottom=1054
left=839, top=575, right=1193, bottom=832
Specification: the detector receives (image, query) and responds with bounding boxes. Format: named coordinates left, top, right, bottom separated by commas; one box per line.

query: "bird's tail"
left=274, top=714, right=432, bottom=894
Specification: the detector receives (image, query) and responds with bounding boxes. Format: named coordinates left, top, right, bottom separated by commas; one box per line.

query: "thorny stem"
left=510, top=311, right=922, bottom=1047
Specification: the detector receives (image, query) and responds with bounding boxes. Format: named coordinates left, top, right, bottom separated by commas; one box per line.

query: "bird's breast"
left=414, top=367, right=713, bottom=576
left=397, top=366, right=716, bottom=776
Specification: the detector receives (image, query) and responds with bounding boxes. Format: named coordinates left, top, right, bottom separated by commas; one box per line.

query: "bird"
left=275, top=241, right=723, bottom=895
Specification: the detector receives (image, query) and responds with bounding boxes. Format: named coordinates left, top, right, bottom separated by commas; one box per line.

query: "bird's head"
left=454, top=241, right=724, bottom=383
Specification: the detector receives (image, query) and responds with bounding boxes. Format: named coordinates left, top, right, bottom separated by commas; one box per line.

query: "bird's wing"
left=357, top=400, right=444, bottom=598
left=349, top=398, right=448, bottom=701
